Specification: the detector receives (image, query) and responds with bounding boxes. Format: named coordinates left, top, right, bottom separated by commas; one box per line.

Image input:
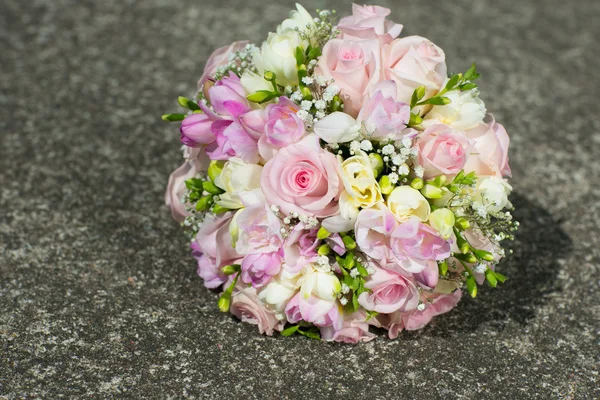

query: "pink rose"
left=164, top=150, right=209, bottom=222
left=386, top=290, right=462, bottom=338
left=194, top=213, right=240, bottom=269
left=358, top=266, right=419, bottom=313
left=180, top=113, right=215, bottom=147
left=320, top=311, right=377, bottom=344
left=417, top=124, right=474, bottom=179
left=230, top=286, right=284, bottom=336
left=260, top=135, right=342, bottom=218
left=464, top=119, right=512, bottom=178
left=391, top=217, right=451, bottom=267
left=191, top=243, right=227, bottom=289
left=234, top=201, right=284, bottom=255
left=413, top=260, right=439, bottom=289
left=240, top=251, right=283, bottom=288
left=337, top=4, right=403, bottom=44
left=358, top=83, right=410, bottom=141
left=316, top=38, right=382, bottom=116
left=354, top=204, right=399, bottom=270
left=383, top=36, right=447, bottom=105
left=285, top=293, right=343, bottom=330
left=197, top=41, right=250, bottom=89
left=258, top=97, right=305, bottom=161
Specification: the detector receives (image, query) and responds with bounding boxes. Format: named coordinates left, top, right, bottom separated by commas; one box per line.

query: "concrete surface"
left=1, top=0, right=599, bottom=398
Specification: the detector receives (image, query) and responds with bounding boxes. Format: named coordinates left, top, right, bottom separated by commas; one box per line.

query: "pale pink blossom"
left=234, top=201, right=284, bottom=255
left=321, top=311, right=377, bottom=343
left=358, top=84, right=410, bottom=141
left=463, top=119, right=512, bottom=178
left=191, top=243, right=227, bottom=289
left=354, top=204, right=399, bottom=270
left=391, top=217, right=451, bottom=267
left=164, top=150, right=209, bottom=222
left=358, top=266, right=419, bottom=313
left=417, top=124, right=474, bottom=179
left=258, top=97, right=305, bottom=161
left=197, top=41, right=249, bottom=88
left=383, top=36, right=447, bottom=105
left=194, top=212, right=241, bottom=269
left=316, top=38, right=382, bottom=116
left=230, top=285, right=284, bottom=336
left=285, top=293, right=343, bottom=330
left=337, top=4, right=403, bottom=44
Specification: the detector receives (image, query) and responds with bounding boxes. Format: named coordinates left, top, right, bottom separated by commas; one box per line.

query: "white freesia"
left=258, top=268, right=304, bottom=318
left=214, top=157, right=263, bottom=209
left=322, top=191, right=360, bottom=233
left=254, top=32, right=304, bottom=87
left=278, top=3, right=315, bottom=33
left=340, top=150, right=382, bottom=208
left=473, top=176, right=512, bottom=214
left=313, top=112, right=361, bottom=143
left=423, top=89, right=486, bottom=131
left=240, top=71, right=273, bottom=95
left=300, top=267, right=341, bottom=302
left=387, top=186, right=431, bottom=222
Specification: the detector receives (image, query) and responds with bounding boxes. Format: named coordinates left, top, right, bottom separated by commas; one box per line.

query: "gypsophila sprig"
left=163, top=3, right=518, bottom=343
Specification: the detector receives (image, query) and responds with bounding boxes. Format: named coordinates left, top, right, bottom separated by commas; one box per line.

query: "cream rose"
left=386, top=186, right=431, bottom=222
left=423, top=89, right=486, bottom=131
left=214, top=157, right=263, bottom=209
left=340, top=150, right=383, bottom=208
left=473, top=177, right=512, bottom=214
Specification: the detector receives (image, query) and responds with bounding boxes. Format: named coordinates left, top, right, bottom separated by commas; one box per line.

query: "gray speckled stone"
left=1, top=0, right=599, bottom=398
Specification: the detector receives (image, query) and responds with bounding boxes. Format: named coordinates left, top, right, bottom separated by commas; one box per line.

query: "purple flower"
left=180, top=113, right=215, bottom=147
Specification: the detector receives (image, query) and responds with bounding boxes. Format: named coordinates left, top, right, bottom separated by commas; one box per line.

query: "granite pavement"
left=1, top=0, right=599, bottom=398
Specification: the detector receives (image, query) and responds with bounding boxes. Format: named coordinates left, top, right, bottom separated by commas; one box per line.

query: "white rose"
left=473, top=176, right=512, bottom=214
left=278, top=3, right=315, bottom=33
left=423, top=89, right=486, bottom=131
left=214, top=157, right=263, bottom=209
left=387, top=186, right=431, bottom=222
left=340, top=151, right=383, bottom=208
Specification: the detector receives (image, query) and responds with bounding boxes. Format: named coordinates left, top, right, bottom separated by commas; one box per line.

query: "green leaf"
left=298, top=328, right=321, bottom=340
left=466, top=275, right=478, bottom=298
left=494, top=272, right=507, bottom=284
left=352, top=292, right=360, bottom=311
left=485, top=268, right=498, bottom=288
left=317, top=226, right=331, bottom=240
left=295, top=46, right=305, bottom=66
left=439, top=260, right=449, bottom=276
left=344, top=253, right=355, bottom=270
left=281, top=325, right=300, bottom=337
left=408, top=112, right=422, bottom=127
left=247, top=90, right=277, bottom=104
left=356, top=262, right=369, bottom=277
left=162, top=113, right=186, bottom=122
left=343, top=275, right=359, bottom=291
left=453, top=170, right=466, bottom=184
left=424, top=96, right=452, bottom=106
left=365, top=311, right=379, bottom=321
left=463, top=63, right=478, bottom=81
left=307, top=47, right=321, bottom=61
left=445, top=74, right=461, bottom=91
left=202, top=181, right=223, bottom=195
left=459, top=82, right=478, bottom=91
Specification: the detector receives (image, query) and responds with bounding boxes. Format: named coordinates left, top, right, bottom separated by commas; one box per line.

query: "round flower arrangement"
left=163, top=4, right=518, bottom=343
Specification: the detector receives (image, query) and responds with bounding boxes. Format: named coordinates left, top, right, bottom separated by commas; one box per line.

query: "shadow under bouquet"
left=163, top=3, right=518, bottom=343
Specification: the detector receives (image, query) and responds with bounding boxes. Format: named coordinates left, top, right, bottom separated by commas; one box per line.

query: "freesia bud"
left=421, top=184, right=443, bottom=199
left=379, top=175, right=394, bottom=195
left=410, top=177, right=424, bottom=190
left=317, top=226, right=331, bottom=240
left=455, top=217, right=471, bottom=231
left=317, top=244, right=331, bottom=256
left=207, top=160, right=225, bottom=182
left=180, top=113, right=215, bottom=147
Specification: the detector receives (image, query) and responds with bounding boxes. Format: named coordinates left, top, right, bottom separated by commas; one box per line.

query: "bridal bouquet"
left=164, top=4, right=517, bottom=343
